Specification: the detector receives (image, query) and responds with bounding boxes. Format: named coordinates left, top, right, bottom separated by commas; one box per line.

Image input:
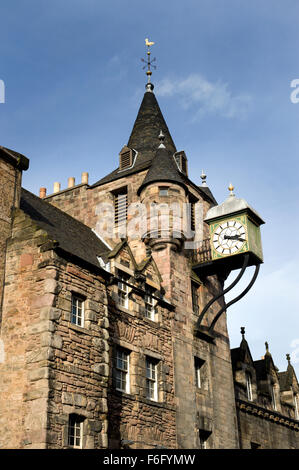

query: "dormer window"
left=174, top=151, right=188, bottom=176
left=119, top=146, right=134, bottom=171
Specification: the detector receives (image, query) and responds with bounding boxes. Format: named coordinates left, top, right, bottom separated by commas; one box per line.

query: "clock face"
left=212, top=220, right=246, bottom=255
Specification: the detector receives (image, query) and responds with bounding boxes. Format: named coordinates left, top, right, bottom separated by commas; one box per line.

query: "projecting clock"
left=212, top=220, right=246, bottom=256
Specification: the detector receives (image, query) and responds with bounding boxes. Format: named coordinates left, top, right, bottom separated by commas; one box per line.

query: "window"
left=246, top=373, right=253, bottom=401
left=144, top=286, right=156, bottom=321
left=159, top=186, right=169, bottom=196
left=68, top=414, right=84, bottom=448
left=113, top=347, right=130, bottom=393
left=191, top=282, right=199, bottom=315
left=251, top=442, right=261, bottom=449
left=294, top=394, right=299, bottom=420
left=117, top=271, right=129, bottom=308
left=271, top=385, right=277, bottom=410
left=113, top=187, right=128, bottom=227
left=188, top=195, right=198, bottom=233
left=198, top=430, right=210, bottom=449
left=146, top=357, right=158, bottom=401
left=174, top=151, right=188, bottom=176
left=71, top=295, right=84, bottom=327
left=194, top=357, right=204, bottom=388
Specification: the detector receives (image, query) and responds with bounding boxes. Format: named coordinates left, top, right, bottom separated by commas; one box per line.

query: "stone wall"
left=0, top=157, right=22, bottom=321
left=0, top=208, right=109, bottom=448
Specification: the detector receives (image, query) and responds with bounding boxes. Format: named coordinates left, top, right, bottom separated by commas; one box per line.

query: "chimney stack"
left=81, top=172, right=89, bottom=185
left=67, top=177, right=75, bottom=188
left=39, top=187, right=47, bottom=198
left=53, top=182, right=61, bottom=193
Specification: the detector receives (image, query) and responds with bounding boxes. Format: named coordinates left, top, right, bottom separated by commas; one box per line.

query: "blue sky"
left=1, top=0, right=299, bottom=374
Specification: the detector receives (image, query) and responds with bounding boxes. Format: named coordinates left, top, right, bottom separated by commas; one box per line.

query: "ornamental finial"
left=158, top=130, right=166, bottom=149
left=241, top=326, right=245, bottom=339
left=265, top=341, right=269, bottom=353
left=286, top=353, right=291, bottom=364
left=228, top=183, right=235, bottom=196
left=200, top=170, right=207, bottom=186
left=142, top=38, right=156, bottom=90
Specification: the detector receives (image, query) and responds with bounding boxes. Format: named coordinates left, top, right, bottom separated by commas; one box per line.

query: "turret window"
left=159, top=186, right=169, bottom=196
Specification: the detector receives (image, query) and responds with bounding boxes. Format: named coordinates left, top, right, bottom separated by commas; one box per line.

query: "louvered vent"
left=119, top=146, right=133, bottom=170
left=174, top=151, right=188, bottom=176
left=114, top=188, right=128, bottom=226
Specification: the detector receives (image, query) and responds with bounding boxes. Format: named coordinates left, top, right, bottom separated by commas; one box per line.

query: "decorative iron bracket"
left=195, top=254, right=260, bottom=338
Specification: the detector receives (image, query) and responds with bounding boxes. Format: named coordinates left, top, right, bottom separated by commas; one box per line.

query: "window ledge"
left=68, top=322, right=90, bottom=335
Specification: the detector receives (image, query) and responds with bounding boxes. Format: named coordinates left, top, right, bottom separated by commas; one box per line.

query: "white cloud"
left=156, top=73, right=251, bottom=120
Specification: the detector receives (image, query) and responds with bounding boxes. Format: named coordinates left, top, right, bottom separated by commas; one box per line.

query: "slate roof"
left=20, top=188, right=110, bottom=270
left=90, top=86, right=217, bottom=205
left=137, top=146, right=188, bottom=195
left=91, top=88, right=176, bottom=188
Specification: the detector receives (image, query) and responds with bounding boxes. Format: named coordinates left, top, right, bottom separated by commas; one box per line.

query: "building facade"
left=0, top=80, right=298, bottom=449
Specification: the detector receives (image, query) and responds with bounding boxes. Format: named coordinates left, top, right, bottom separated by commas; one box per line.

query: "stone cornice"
left=236, top=399, right=299, bottom=431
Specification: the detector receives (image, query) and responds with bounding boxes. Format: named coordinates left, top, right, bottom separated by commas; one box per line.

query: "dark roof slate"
left=137, top=146, right=188, bottom=194
left=20, top=188, right=110, bottom=269
left=91, top=89, right=176, bottom=188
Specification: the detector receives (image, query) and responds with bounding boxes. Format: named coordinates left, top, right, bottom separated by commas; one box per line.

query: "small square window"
left=71, top=295, right=84, bottom=327
left=159, top=187, right=169, bottom=196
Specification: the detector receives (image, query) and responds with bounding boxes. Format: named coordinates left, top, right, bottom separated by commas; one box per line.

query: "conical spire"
left=137, top=132, right=187, bottom=195
left=128, top=86, right=176, bottom=164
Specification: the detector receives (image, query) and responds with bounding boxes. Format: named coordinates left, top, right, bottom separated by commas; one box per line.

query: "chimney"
left=39, top=187, right=47, bottom=198
left=81, top=172, right=89, bottom=185
left=53, top=182, right=61, bottom=193
left=67, top=177, right=75, bottom=188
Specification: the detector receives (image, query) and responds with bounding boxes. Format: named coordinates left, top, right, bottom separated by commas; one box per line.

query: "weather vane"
left=141, top=38, right=156, bottom=84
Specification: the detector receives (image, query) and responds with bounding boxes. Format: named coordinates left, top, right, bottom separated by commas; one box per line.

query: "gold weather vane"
left=141, top=38, right=156, bottom=83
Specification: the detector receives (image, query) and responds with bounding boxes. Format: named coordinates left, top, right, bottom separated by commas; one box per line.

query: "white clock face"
left=212, top=220, right=246, bottom=255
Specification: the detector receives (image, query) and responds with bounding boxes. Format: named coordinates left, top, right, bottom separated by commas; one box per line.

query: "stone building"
left=0, top=78, right=298, bottom=449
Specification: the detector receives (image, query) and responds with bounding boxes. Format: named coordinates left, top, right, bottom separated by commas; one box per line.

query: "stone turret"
left=0, top=146, right=29, bottom=320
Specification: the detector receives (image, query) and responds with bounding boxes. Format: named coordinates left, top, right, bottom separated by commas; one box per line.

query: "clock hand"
left=224, top=235, right=245, bottom=241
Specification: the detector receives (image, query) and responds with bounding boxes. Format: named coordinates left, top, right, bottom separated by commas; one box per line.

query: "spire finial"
left=158, top=130, right=166, bottom=148
left=200, top=170, right=207, bottom=186
left=265, top=341, right=269, bottom=353
left=286, top=353, right=291, bottom=364
left=142, top=38, right=156, bottom=91
left=228, top=183, right=235, bottom=196
left=241, top=326, right=245, bottom=339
